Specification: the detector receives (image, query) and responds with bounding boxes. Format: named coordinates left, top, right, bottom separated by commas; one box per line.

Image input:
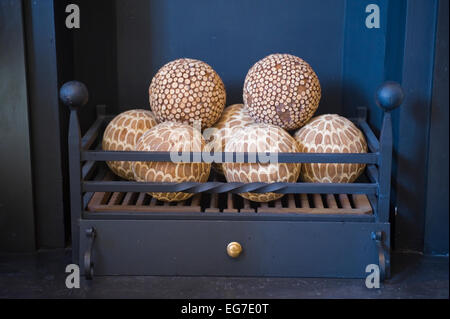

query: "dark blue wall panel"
left=342, top=0, right=440, bottom=252
left=73, top=0, right=118, bottom=134
left=0, top=0, right=36, bottom=252
left=394, top=0, right=439, bottom=252
left=24, top=0, right=68, bottom=248
left=116, top=0, right=345, bottom=114
left=67, top=0, right=445, bottom=254
left=342, top=0, right=390, bottom=124
left=424, top=0, right=449, bottom=255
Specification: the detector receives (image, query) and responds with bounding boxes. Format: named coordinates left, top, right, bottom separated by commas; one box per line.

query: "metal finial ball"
left=60, top=81, right=89, bottom=109
left=375, top=81, right=404, bottom=111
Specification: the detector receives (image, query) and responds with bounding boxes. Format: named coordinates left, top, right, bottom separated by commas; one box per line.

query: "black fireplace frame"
left=61, top=80, right=402, bottom=280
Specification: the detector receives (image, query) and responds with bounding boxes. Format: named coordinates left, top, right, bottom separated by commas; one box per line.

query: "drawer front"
left=79, top=220, right=389, bottom=278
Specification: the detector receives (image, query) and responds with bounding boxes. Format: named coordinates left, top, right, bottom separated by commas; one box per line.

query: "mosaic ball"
left=243, top=53, right=321, bottom=131
left=222, top=123, right=301, bottom=202
left=132, top=122, right=211, bottom=202
left=206, top=104, right=255, bottom=175
left=102, top=109, right=158, bottom=180
left=294, top=114, right=368, bottom=183
left=149, top=58, right=226, bottom=130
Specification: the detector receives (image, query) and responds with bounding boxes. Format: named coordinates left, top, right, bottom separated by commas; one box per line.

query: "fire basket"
left=61, top=80, right=403, bottom=280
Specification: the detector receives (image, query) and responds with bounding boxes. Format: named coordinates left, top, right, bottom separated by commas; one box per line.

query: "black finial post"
left=376, top=81, right=403, bottom=279
left=375, top=81, right=404, bottom=112
left=60, top=81, right=89, bottom=110
left=61, top=81, right=88, bottom=266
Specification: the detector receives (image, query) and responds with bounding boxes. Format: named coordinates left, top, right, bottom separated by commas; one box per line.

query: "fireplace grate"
left=61, top=80, right=403, bottom=280
left=87, top=171, right=372, bottom=215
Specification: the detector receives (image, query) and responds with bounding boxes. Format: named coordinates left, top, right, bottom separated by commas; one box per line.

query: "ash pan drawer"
left=79, top=220, right=389, bottom=278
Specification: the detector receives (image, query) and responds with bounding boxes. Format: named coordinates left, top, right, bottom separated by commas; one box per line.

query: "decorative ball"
left=102, top=109, right=158, bottom=180
left=223, top=123, right=301, bottom=202
left=132, top=122, right=211, bottom=202
left=294, top=114, right=368, bottom=183
left=207, top=104, right=255, bottom=175
left=243, top=53, right=321, bottom=131
left=149, top=58, right=226, bottom=130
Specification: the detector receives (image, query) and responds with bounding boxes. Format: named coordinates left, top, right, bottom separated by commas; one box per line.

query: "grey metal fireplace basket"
left=61, top=80, right=403, bottom=281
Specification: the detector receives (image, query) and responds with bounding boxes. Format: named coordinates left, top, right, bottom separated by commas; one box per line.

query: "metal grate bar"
left=339, top=194, right=352, bottom=209
left=81, top=151, right=379, bottom=164
left=82, top=180, right=378, bottom=195
left=223, top=193, right=238, bottom=213
left=87, top=173, right=372, bottom=215
left=300, top=194, right=310, bottom=208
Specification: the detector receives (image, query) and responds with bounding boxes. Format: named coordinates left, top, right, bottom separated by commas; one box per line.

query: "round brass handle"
left=227, top=242, right=242, bottom=258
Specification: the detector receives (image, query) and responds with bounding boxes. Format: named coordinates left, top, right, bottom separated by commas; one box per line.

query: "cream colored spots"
left=149, top=58, right=226, bottom=130
left=294, top=114, right=368, bottom=183
left=243, top=54, right=321, bottom=131
left=132, top=122, right=211, bottom=202
left=222, top=123, right=301, bottom=202
left=102, top=109, right=158, bottom=180
left=207, top=104, right=255, bottom=175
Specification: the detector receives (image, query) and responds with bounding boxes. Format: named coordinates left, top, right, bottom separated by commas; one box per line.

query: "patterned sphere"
left=102, top=109, right=158, bottom=180
left=149, top=58, right=226, bottom=130
left=132, top=122, right=211, bottom=202
left=223, top=123, right=301, bottom=202
left=207, top=104, right=255, bottom=175
left=294, top=114, right=368, bottom=183
left=243, top=53, right=321, bottom=131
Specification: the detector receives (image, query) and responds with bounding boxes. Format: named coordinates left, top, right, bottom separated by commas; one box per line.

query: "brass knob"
left=227, top=242, right=242, bottom=258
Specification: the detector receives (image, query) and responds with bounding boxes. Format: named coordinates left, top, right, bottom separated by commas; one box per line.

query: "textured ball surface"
left=294, top=114, right=368, bottom=183
left=207, top=104, right=255, bottom=175
left=102, top=109, right=158, bottom=180
left=132, top=122, right=211, bottom=202
left=243, top=54, right=321, bottom=131
left=223, top=123, right=301, bottom=202
left=149, top=58, right=226, bottom=129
